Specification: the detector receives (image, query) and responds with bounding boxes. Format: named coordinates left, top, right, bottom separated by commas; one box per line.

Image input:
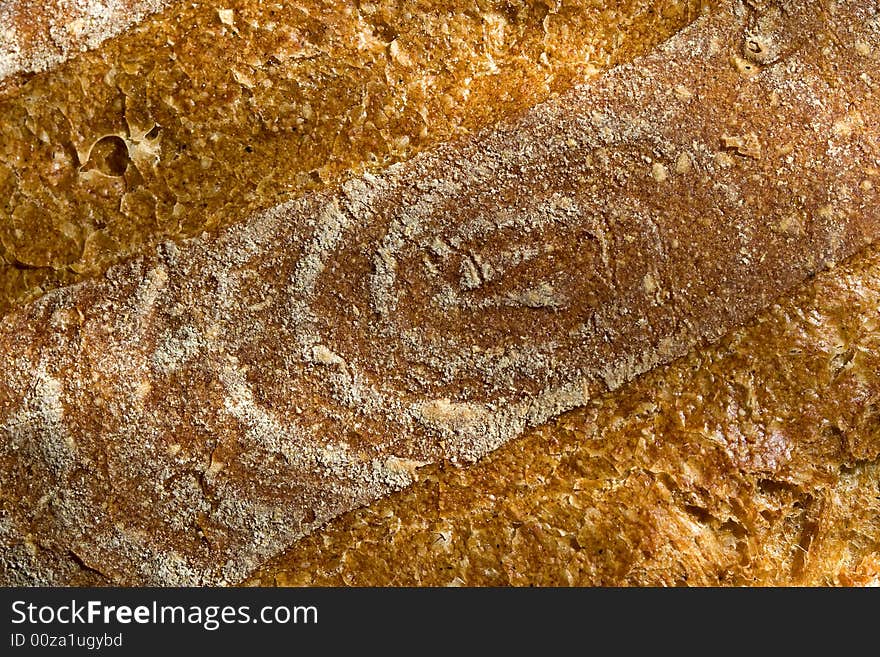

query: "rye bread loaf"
left=2, top=0, right=880, bottom=585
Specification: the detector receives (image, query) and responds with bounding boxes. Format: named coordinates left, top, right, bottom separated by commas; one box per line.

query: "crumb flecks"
left=1, top=0, right=879, bottom=586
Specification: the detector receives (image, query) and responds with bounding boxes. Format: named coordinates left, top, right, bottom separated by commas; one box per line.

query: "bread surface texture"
left=251, top=242, right=880, bottom=587
left=1, top=0, right=878, bottom=586
left=0, top=0, right=706, bottom=317
left=0, top=0, right=174, bottom=85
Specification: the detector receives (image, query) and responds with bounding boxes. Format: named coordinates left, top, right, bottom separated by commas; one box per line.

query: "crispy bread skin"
left=0, top=0, right=704, bottom=317
left=0, top=0, right=712, bottom=587
left=0, top=0, right=174, bottom=87
left=1, top=0, right=878, bottom=585
left=251, top=243, right=880, bottom=587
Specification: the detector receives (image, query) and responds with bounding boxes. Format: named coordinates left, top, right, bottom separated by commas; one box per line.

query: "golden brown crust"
left=0, top=0, right=715, bottom=586
left=250, top=241, right=880, bottom=587
left=1, top=0, right=878, bottom=586
left=0, top=0, right=706, bottom=317
left=0, top=0, right=174, bottom=89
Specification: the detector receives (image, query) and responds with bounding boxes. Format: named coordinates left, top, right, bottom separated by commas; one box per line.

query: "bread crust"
left=251, top=238, right=880, bottom=587
left=0, top=0, right=173, bottom=89
left=1, top=0, right=879, bottom=585
left=0, top=0, right=703, bottom=316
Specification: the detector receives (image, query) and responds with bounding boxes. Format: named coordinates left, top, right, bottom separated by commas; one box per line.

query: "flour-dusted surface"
left=0, top=0, right=706, bottom=318
left=1, top=0, right=879, bottom=585
left=0, top=0, right=174, bottom=84
left=253, top=240, right=880, bottom=586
